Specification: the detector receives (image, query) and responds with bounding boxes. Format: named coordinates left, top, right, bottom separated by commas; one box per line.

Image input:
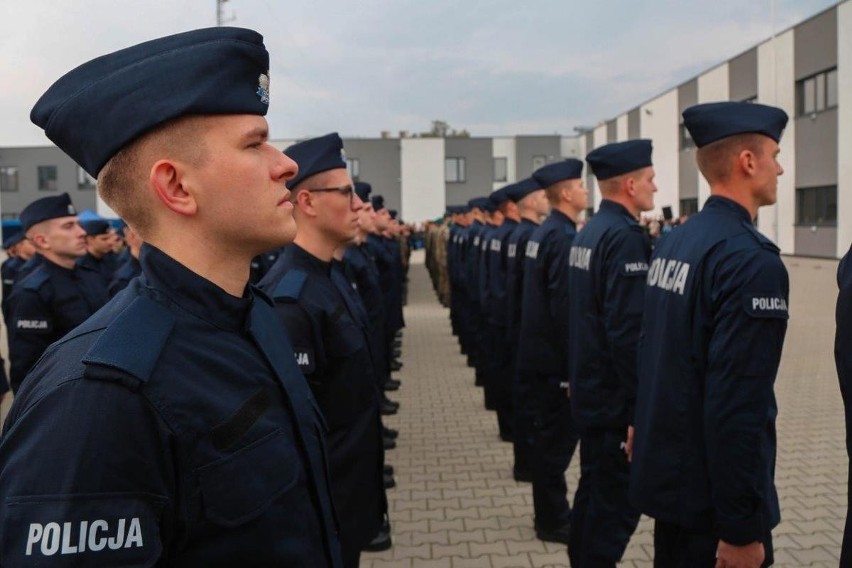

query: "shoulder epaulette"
left=18, top=268, right=50, bottom=291
left=272, top=269, right=308, bottom=301
left=81, top=296, right=176, bottom=386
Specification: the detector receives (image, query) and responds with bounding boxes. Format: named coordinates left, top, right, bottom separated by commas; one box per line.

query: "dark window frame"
left=0, top=166, right=19, bottom=192
left=797, top=67, right=838, bottom=117
left=796, top=185, right=837, bottom=227
left=445, top=157, right=466, bottom=184
left=37, top=165, right=58, bottom=191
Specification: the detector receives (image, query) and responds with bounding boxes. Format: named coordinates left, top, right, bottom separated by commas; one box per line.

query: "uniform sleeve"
left=546, top=233, right=574, bottom=378
left=602, top=227, right=651, bottom=423
left=704, top=247, right=788, bottom=545
left=8, top=290, right=55, bottom=390
left=0, top=379, right=173, bottom=566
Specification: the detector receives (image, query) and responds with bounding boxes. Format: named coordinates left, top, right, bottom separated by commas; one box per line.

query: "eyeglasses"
left=306, top=184, right=356, bottom=205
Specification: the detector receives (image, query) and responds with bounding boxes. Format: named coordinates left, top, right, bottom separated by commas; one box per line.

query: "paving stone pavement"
left=363, top=252, right=847, bottom=568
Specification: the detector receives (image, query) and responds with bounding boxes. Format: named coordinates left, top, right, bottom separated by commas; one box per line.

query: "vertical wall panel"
left=616, top=115, right=629, bottom=142
left=838, top=2, right=852, bottom=254
left=401, top=138, right=444, bottom=221
left=492, top=137, right=517, bottom=191
left=640, top=89, right=679, bottom=218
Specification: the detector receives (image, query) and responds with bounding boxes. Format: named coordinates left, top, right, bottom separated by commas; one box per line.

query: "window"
left=0, top=166, right=19, bottom=192
left=445, top=157, right=466, bottom=183
left=797, top=68, right=838, bottom=116
left=38, top=165, right=58, bottom=191
left=493, top=157, right=507, bottom=182
left=796, top=186, right=837, bottom=226
left=679, top=198, right=699, bottom=217
left=532, top=155, right=547, bottom=171
left=77, top=166, right=96, bottom=190
left=680, top=123, right=695, bottom=150
left=346, top=158, right=360, bottom=181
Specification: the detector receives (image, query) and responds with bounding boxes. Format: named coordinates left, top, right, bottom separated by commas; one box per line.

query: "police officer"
left=566, top=139, right=656, bottom=566
left=108, top=223, right=143, bottom=297
left=516, top=159, right=586, bottom=544
left=631, top=102, right=789, bottom=568
left=1, top=232, right=35, bottom=324
left=503, top=178, right=548, bottom=481
left=78, top=219, right=119, bottom=285
left=7, top=193, right=109, bottom=392
left=837, top=243, right=852, bottom=565
left=259, top=133, right=385, bottom=568
left=0, top=27, right=342, bottom=566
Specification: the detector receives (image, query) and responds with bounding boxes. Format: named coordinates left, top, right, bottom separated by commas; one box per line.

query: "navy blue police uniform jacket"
left=516, top=210, right=577, bottom=380
left=464, top=221, right=486, bottom=313
left=343, top=244, right=389, bottom=381
left=630, top=196, right=788, bottom=545
left=566, top=199, right=651, bottom=432
left=11, top=254, right=44, bottom=288
left=7, top=257, right=108, bottom=391
left=505, top=219, right=540, bottom=346
left=260, top=244, right=384, bottom=555
left=477, top=223, right=497, bottom=313
left=835, top=243, right=852, bottom=564
left=0, top=244, right=343, bottom=567
left=486, top=219, right=518, bottom=327
left=2, top=256, right=24, bottom=324
left=108, top=255, right=142, bottom=298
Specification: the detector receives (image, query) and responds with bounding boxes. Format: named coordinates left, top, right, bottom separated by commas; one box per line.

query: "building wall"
left=640, top=89, right=679, bottom=218
left=445, top=137, right=492, bottom=205
left=616, top=114, right=628, bottom=142
left=606, top=120, right=618, bottom=143
left=627, top=108, right=641, bottom=139
left=344, top=139, right=402, bottom=213
left=678, top=79, right=699, bottom=204
left=591, top=126, right=608, bottom=210
left=0, top=146, right=97, bottom=219
left=839, top=1, right=852, bottom=254
left=514, top=136, right=561, bottom=180
left=400, top=138, right=444, bottom=221
left=492, top=137, right=517, bottom=191
left=560, top=136, right=583, bottom=161
left=729, top=48, right=759, bottom=101
left=697, top=64, right=730, bottom=208
left=585, top=131, right=596, bottom=208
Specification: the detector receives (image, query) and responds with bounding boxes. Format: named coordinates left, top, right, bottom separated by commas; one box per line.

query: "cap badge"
left=68, top=205, right=76, bottom=215
left=257, top=72, right=270, bottom=105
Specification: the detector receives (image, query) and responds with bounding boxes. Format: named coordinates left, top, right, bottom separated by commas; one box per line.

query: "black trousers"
left=568, top=428, right=640, bottom=567
left=653, top=519, right=774, bottom=568
left=531, top=380, right=579, bottom=529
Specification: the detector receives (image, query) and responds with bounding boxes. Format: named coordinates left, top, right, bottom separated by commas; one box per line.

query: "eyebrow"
left=242, top=127, right=269, bottom=144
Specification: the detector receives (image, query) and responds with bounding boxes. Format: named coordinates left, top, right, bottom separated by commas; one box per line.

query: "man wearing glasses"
left=260, top=133, right=385, bottom=568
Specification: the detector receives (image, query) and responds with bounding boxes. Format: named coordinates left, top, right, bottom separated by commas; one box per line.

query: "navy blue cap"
left=467, top=197, right=491, bottom=211
left=20, top=193, right=77, bottom=232
left=284, top=133, right=346, bottom=189
left=81, top=219, right=111, bottom=236
left=586, top=140, right=653, bottom=180
left=389, top=209, right=398, bottom=220
left=683, top=101, right=789, bottom=148
left=31, top=27, right=272, bottom=177
left=489, top=186, right=512, bottom=206
left=533, top=159, right=584, bottom=187
left=354, top=181, right=372, bottom=202
left=3, top=233, right=25, bottom=249
left=506, top=178, right=542, bottom=202
left=372, top=195, right=386, bottom=211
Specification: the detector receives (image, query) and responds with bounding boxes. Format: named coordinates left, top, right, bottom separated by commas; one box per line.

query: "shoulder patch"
left=272, top=270, right=308, bottom=301
left=743, top=293, right=789, bottom=319
left=19, top=269, right=50, bottom=291
left=82, top=296, right=176, bottom=385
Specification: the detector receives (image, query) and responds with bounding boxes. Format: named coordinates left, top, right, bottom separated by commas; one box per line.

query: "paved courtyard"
left=0, top=252, right=847, bottom=567
left=364, top=252, right=847, bottom=568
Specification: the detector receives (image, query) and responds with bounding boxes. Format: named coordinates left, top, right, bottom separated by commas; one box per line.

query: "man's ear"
left=736, top=149, right=758, bottom=178
left=294, top=188, right=319, bottom=218
left=150, top=159, right=197, bottom=217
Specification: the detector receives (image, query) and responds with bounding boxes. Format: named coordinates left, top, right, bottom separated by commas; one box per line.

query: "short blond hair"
left=98, top=116, right=209, bottom=236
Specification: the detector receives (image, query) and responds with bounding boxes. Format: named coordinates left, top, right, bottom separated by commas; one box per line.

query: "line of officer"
left=504, top=178, right=549, bottom=481
left=515, top=159, right=587, bottom=544
left=259, top=133, right=385, bottom=568
left=475, top=196, right=503, bottom=410
left=632, top=101, right=790, bottom=568
left=107, top=223, right=143, bottom=297
left=566, top=139, right=656, bottom=566
left=1, top=232, right=35, bottom=325
left=7, top=193, right=109, bottom=392
left=0, top=27, right=343, bottom=566
left=77, top=219, right=120, bottom=285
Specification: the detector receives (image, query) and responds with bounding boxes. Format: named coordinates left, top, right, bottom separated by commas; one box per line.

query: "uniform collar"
left=282, top=243, right=332, bottom=276
left=599, top=199, right=636, bottom=220
left=139, top=243, right=253, bottom=332
left=520, top=217, right=538, bottom=227
left=549, top=208, right=577, bottom=229
left=703, top=195, right=754, bottom=225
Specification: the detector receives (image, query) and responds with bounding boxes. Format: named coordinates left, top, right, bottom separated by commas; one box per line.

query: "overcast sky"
left=0, top=0, right=840, bottom=146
